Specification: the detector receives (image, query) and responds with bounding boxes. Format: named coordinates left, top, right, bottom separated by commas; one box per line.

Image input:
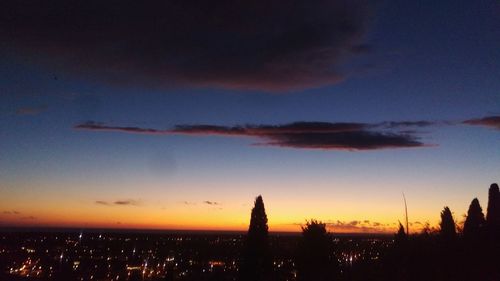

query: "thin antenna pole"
left=403, top=193, right=409, bottom=235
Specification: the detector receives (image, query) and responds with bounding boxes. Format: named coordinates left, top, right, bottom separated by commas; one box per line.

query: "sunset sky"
left=1, top=0, right=499, bottom=233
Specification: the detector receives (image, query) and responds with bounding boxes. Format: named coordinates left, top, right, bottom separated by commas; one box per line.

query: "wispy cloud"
left=74, top=116, right=498, bottom=150
left=114, top=200, right=139, bottom=206
left=95, top=201, right=111, bottom=206
left=3, top=210, right=21, bottom=215
left=380, top=121, right=436, bottom=129
left=203, top=201, right=220, bottom=206
left=75, top=120, right=433, bottom=151
left=95, top=200, right=140, bottom=206
left=325, top=220, right=395, bottom=233
left=76, top=122, right=165, bottom=135
left=463, top=116, right=500, bottom=130
left=289, top=219, right=396, bottom=233
left=321, top=220, right=432, bottom=233
left=181, top=201, right=197, bottom=206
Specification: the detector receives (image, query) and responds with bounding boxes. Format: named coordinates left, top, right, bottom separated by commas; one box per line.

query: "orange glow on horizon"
left=0, top=179, right=458, bottom=235
left=1, top=209, right=435, bottom=234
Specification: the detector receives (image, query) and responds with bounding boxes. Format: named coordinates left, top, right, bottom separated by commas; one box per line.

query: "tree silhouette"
left=486, top=183, right=500, bottom=231
left=463, top=198, right=485, bottom=238
left=296, top=220, right=337, bottom=281
left=239, top=195, right=272, bottom=281
left=439, top=207, right=456, bottom=241
left=485, top=183, right=500, bottom=278
left=437, top=207, right=460, bottom=281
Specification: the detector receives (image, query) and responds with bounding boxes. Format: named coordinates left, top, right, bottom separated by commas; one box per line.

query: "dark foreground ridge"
left=0, top=183, right=498, bottom=281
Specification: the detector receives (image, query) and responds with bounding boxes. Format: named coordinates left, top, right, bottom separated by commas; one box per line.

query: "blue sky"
left=0, top=0, right=499, bottom=231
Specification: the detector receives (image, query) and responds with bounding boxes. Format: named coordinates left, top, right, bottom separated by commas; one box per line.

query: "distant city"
left=1, top=183, right=500, bottom=281
left=0, top=230, right=390, bottom=281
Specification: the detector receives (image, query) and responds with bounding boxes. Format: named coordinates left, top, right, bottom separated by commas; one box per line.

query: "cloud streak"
left=95, top=201, right=110, bottom=206
left=3, top=210, right=21, bottom=215
left=463, top=116, right=500, bottom=130
left=95, top=200, right=140, bottom=206
left=323, top=220, right=430, bottom=233
left=76, top=122, right=164, bottom=135
left=290, top=220, right=397, bottom=233
left=326, top=220, right=392, bottom=233
left=114, top=200, right=139, bottom=206
left=75, top=121, right=430, bottom=151
left=0, top=0, right=373, bottom=91
left=203, top=201, right=220, bottom=206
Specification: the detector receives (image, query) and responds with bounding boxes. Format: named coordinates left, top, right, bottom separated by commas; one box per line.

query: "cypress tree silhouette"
left=485, top=183, right=500, bottom=279
left=296, top=220, right=338, bottom=281
left=239, top=195, right=272, bottom=281
left=486, top=183, right=500, bottom=231
left=463, top=198, right=485, bottom=238
left=439, top=207, right=456, bottom=241
left=438, top=207, right=459, bottom=281
left=462, top=198, right=489, bottom=281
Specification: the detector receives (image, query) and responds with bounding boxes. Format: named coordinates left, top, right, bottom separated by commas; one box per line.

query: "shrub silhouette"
left=395, top=222, right=407, bottom=244
left=439, top=207, right=456, bottom=242
left=296, top=220, right=338, bottom=281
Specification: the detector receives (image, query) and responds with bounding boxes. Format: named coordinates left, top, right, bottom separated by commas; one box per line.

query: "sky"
left=0, top=0, right=499, bottom=233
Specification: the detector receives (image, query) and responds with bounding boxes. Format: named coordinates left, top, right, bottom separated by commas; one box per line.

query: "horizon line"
left=0, top=225, right=394, bottom=236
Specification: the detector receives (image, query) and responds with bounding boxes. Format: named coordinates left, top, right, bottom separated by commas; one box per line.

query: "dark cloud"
left=76, top=122, right=166, bottom=134
left=75, top=120, right=430, bottom=150
left=203, top=201, right=220, bottom=206
left=95, top=200, right=139, bottom=206
left=0, top=0, right=372, bottom=91
left=114, top=200, right=139, bottom=206
left=171, top=122, right=369, bottom=135
left=463, top=116, right=500, bottom=130
left=259, top=130, right=424, bottom=150
left=171, top=122, right=427, bottom=150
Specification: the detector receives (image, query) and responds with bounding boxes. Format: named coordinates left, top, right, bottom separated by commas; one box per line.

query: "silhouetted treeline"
left=239, top=183, right=500, bottom=281
left=379, top=183, right=500, bottom=281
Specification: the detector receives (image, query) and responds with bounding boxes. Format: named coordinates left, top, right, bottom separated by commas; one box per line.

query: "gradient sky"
left=0, top=0, right=499, bottom=233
